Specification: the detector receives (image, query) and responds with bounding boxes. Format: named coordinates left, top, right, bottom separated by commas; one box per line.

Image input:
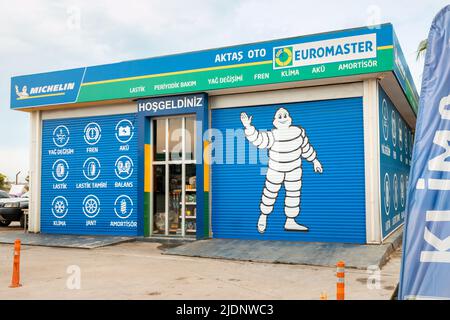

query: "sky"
left=0, top=0, right=448, bottom=181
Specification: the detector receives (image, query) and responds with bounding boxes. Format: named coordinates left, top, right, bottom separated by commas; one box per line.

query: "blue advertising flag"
left=399, top=5, right=450, bottom=299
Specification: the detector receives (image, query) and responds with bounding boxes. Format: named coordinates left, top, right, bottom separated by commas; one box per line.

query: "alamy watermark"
left=66, top=265, right=81, bottom=290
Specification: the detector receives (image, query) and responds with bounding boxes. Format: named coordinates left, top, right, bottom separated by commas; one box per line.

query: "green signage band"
left=10, top=24, right=418, bottom=115
left=78, top=49, right=393, bottom=103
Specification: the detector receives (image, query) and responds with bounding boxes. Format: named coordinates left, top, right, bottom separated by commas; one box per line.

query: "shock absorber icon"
left=120, top=199, right=127, bottom=215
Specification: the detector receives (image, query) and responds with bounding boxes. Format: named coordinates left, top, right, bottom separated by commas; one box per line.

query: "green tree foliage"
left=0, top=173, right=7, bottom=190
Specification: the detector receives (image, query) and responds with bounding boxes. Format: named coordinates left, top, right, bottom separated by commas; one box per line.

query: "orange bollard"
left=9, top=239, right=22, bottom=288
left=336, top=261, right=345, bottom=300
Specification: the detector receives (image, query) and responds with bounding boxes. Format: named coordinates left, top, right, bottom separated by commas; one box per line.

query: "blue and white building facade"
left=11, top=24, right=418, bottom=244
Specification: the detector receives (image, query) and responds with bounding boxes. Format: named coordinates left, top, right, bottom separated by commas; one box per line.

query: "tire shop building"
left=10, top=23, right=418, bottom=244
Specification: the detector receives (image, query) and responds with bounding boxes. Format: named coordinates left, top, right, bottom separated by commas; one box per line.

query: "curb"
left=378, top=228, right=403, bottom=268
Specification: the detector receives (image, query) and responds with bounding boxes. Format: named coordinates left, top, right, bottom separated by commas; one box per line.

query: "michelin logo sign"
left=273, top=34, right=377, bottom=69
left=15, top=82, right=76, bottom=100
left=11, top=67, right=85, bottom=109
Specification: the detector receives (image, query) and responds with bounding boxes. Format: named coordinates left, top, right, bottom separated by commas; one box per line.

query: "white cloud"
left=0, top=146, right=29, bottom=182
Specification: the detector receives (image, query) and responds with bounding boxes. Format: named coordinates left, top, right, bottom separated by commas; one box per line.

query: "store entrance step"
left=163, top=228, right=403, bottom=269
left=0, top=230, right=134, bottom=249
left=136, top=236, right=196, bottom=245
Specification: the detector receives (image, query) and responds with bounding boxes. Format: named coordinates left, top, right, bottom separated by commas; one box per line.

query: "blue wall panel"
left=379, top=85, right=413, bottom=239
left=41, top=113, right=138, bottom=236
left=211, top=98, right=366, bottom=243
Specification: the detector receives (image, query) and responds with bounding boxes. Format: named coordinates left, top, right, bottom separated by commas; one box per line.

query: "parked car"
left=0, top=190, right=10, bottom=199
left=0, top=192, right=28, bottom=227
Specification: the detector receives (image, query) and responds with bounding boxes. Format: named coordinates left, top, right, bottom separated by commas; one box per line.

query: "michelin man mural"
left=240, top=107, right=323, bottom=233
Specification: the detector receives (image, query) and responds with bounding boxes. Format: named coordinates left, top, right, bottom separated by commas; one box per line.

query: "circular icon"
left=84, top=122, right=102, bottom=145
left=52, top=125, right=70, bottom=148
left=83, top=195, right=100, bottom=218
left=398, top=119, right=403, bottom=151
left=275, top=47, right=293, bottom=67
left=400, top=174, right=405, bottom=208
left=405, top=129, right=409, bottom=155
left=382, top=99, right=389, bottom=141
left=83, top=157, right=101, bottom=181
left=115, top=155, right=134, bottom=180
left=115, top=119, right=134, bottom=144
left=391, top=111, right=397, bottom=147
left=393, top=174, right=399, bottom=211
left=384, top=173, right=390, bottom=215
left=52, top=159, right=69, bottom=182
left=114, top=195, right=134, bottom=219
left=52, top=196, right=68, bottom=219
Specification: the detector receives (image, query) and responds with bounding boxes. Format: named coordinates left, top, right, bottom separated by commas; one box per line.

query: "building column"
left=363, top=79, right=381, bottom=244
left=29, top=110, right=42, bottom=233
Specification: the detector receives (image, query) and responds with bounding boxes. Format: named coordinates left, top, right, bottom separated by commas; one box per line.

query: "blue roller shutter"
left=40, top=113, right=138, bottom=236
left=211, top=97, right=366, bottom=243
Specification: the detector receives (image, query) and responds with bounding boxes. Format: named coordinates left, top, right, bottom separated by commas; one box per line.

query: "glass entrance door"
left=152, top=116, right=196, bottom=237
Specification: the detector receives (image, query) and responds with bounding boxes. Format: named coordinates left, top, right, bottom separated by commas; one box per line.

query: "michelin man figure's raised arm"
left=240, top=108, right=323, bottom=233
left=240, top=112, right=275, bottom=149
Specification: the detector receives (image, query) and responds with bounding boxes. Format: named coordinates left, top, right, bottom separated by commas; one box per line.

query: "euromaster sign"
left=273, top=33, right=377, bottom=68
left=11, top=24, right=417, bottom=115
left=11, top=24, right=419, bottom=244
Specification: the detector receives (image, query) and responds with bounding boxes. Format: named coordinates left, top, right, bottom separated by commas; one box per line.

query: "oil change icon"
left=115, top=155, right=134, bottom=180
left=52, top=159, right=69, bottom=182
left=52, top=125, right=70, bottom=148
left=114, top=195, right=133, bottom=219
left=83, top=157, right=101, bottom=181
left=84, top=122, right=102, bottom=145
